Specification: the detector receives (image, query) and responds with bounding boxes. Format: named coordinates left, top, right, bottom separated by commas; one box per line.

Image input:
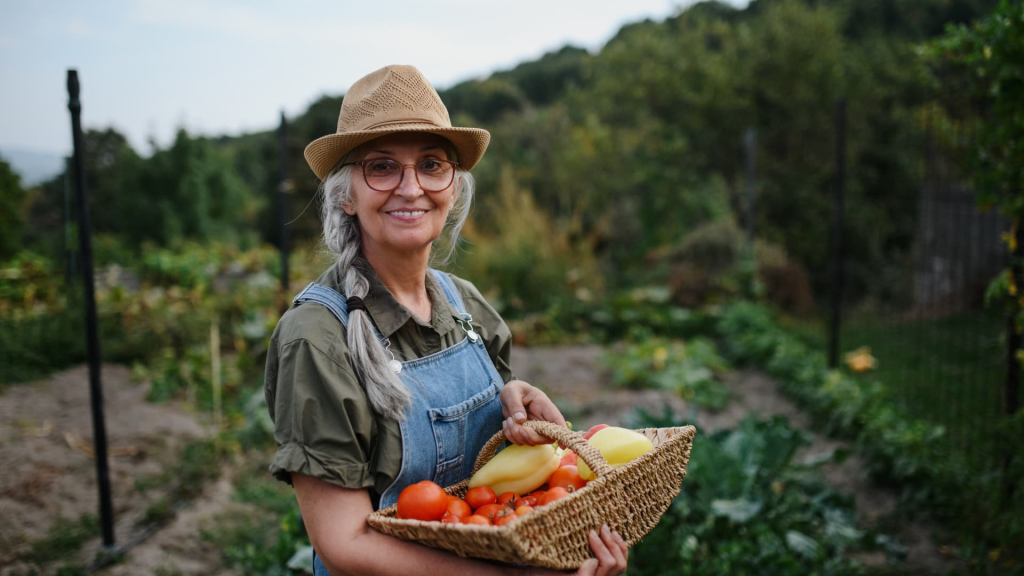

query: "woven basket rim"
left=370, top=424, right=696, bottom=523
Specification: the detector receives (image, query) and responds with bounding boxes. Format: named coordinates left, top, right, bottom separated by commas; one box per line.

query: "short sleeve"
left=264, top=305, right=378, bottom=490
left=447, top=274, right=516, bottom=383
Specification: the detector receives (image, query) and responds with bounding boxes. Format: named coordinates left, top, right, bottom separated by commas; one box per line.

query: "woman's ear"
left=342, top=201, right=357, bottom=217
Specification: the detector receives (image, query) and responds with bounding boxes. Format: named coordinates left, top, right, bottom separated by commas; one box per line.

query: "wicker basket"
left=366, top=420, right=696, bottom=570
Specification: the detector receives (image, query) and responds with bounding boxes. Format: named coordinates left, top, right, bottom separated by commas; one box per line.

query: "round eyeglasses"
left=342, top=158, right=459, bottom=193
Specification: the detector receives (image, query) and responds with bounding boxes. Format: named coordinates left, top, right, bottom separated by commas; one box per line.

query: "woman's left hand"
left=499, top=380, right=567, bottom=445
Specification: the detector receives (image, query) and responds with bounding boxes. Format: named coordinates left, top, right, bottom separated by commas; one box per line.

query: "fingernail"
left=514, top=411, right=526, bottom=422
left=602, top=524, right=610, bottom=535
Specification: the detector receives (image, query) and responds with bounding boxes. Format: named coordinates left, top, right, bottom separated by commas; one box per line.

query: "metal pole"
left=828, top=99, right=847, bottom=369
left=67, top=69, right=115, bottom=547
left=277, top=110, right=290, bottom=292
left=744, top=128, right=757, bottom=249
left=1004, top=222, right=1023, bottom=503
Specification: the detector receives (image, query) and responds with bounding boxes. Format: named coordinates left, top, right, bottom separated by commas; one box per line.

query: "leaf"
left=710, top=498, right=763, bottom=523
left=785, top=530, right=822, bottom=559
left=287, top=545, right=315, bottom=574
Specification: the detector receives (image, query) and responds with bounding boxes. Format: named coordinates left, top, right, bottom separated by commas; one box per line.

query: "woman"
left=264, top=65, right=628, bottom=576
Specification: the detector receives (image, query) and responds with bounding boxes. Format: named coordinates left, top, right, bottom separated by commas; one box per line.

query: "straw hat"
left=304, top=65, right=491, bottom=180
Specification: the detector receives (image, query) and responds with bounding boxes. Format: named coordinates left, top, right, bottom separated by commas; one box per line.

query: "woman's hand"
left=575, top=525, right=629, bottom=576
left=499, top=380, right=566, bottom=445
left=528, top=524, right=628, bottom=576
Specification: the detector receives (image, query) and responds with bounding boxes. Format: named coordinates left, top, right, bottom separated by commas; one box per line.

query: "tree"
left=0, top=156, right=26, bottom=260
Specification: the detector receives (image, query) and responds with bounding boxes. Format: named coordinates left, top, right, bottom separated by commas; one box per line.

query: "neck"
left=361, top=241, right=432, bottom=319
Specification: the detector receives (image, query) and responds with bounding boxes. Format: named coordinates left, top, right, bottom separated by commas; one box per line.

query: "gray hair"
left=318, top=158, right=475, bottom=420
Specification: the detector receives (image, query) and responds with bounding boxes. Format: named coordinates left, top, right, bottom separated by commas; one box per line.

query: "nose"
left=393, top=165, right=424, bottom=198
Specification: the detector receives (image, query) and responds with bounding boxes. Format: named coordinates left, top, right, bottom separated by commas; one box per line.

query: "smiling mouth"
left=387, top=210, right=427, bottom=217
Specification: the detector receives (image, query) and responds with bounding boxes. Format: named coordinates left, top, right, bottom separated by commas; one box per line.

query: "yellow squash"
left=468, top=443, right=560, bottom=495
left=577, top=427, right=654, bottom=480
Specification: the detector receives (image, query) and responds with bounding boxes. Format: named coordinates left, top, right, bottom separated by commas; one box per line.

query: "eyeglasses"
left=342, top=158, right=459, bottom=193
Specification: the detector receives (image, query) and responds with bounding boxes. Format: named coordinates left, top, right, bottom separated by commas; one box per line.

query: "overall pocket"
left=428, top=380, right=501, bottom=487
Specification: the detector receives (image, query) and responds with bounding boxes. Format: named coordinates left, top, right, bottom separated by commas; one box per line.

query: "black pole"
left=1004, top=223, right=1023, bottom=503
left=277, top=110, right=290, bottom=291
left=67, top=69, right=115, bottom=548
left=828, top=99, right=847, bottom=369
left=744, top=127, right=757, bottom=249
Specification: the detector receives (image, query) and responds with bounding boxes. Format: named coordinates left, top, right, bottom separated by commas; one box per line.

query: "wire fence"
left=834, top=109, right=1014, bottom=469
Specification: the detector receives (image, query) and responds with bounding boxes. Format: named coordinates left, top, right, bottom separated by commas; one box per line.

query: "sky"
left=0, top=0, right=744, bottom=157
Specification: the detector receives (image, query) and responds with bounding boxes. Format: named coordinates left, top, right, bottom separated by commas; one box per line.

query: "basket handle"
left=471, top=420, right=615, bottom=478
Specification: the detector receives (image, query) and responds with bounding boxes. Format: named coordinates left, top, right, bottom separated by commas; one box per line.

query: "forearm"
left=319, top=520, right=533, bottom=576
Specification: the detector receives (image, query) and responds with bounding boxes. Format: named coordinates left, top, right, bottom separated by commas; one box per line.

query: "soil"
left=0, top=347, right=958, bottom=574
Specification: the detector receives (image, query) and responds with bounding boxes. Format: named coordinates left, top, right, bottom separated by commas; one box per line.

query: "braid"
left=321, top=166, right=411, bottom=420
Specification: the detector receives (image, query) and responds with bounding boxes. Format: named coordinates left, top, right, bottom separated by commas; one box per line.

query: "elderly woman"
left=264, top=65, right=628, bottom=576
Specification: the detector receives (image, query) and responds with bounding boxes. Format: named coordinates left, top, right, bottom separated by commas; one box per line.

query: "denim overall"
left=292, top=270, right=505, bottom=576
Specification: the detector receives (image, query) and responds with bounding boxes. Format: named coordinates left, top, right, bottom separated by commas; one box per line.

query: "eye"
left=366, top=159, right=398, bottom=176
left=419, top=159, right=444, bottom=174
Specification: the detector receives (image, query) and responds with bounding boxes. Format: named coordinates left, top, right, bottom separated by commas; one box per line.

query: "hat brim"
left=304, top=124, right=491, bottom=181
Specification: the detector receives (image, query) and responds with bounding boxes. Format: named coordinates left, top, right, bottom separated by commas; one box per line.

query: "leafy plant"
left=605, top=336, right=731, bottom=410
left=630, top=411, right=873, bottom=575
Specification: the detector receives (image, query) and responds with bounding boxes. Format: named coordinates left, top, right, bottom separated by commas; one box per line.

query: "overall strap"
left=293, top=282, right=361, bottom=331
left=429, top=269, right=468, bottom=316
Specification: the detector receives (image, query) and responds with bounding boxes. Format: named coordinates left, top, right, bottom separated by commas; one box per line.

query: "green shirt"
left=264, top=257, right=514, bottom=504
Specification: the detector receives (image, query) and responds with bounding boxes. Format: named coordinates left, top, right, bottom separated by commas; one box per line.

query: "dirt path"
left=0, top=365, right=218, bottom=575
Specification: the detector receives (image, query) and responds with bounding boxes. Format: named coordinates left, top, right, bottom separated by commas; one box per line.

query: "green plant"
left=714, top=301, right=1024, bottom=570
left=630, top=411, right=874, bottom=575
left=24, top=513, right=98, bottom=566
left=203, top=468, right=310, bottom=575
left=605, top=336, right=731, bottom=410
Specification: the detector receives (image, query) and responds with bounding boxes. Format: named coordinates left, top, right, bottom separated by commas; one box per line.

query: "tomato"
left=527, top=490, right=546, bottom=504
left=559, top=450, right=579, bottom=467
left=440, top=513, right=462, bottom=524
left=520, top=496, right=538, bottom=507
left=397, top=481, right=448, bottom=521
left=475, top=503, right=506, bottom=522
left=549, top=465, right=587, bottom=493
left=584, top=424, right=610, bottom=440
left=493, top=508, right=518, bottom=526
left=465, top=514, right=492, bottom=526
left=539, top=487, right=570, bottom=506
left=446, top=497, right=472, bottom=520
left=465, top=486, right=497, bottom=511
left=497, top=492, right=521, bottom=508
left=514, top=505, right=534, bottom=516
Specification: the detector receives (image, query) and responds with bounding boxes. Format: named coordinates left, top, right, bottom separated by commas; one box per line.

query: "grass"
left=24, top=513, right=98, bottom=568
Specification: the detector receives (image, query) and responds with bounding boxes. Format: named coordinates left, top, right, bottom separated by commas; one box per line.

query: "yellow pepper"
left=577, top=427, right=654, bottom=480
left=468, top=443, right=560, bottom=495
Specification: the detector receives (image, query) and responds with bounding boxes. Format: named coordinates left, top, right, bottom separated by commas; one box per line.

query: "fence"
left=832, top=109, right=1015, bottom=470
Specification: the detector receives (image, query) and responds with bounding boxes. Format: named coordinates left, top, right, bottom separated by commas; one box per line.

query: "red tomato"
left=446, top=497, right=472, bottom=520
left=584, top=424, right=610, bottom=440
left=465, top=486, right=497, bottom=511
left=539, top=487, right=570, bottom=506
left=514, top=505, right=534, bottom=517
left=497, top=492, right=521, bottom=508
left=559, top=450, right=579, bottom=467
left=475, top=503, right=506, bottom=522
left=493, top=509, right=518, bottom=526
left=397, top=481, right=448, bottom=521
left=549, top=465, right=588, bottom=493
left=527, top=490, right=546, bottom=504
left=465, top=514, right=492, bottom=526
left=440, top=513, right=462, bottom=524
left=520, top=496, right=538, bottom=507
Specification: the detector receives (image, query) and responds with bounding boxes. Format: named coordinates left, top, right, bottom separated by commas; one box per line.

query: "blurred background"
left=1, top=0, right=1022, bottom=574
